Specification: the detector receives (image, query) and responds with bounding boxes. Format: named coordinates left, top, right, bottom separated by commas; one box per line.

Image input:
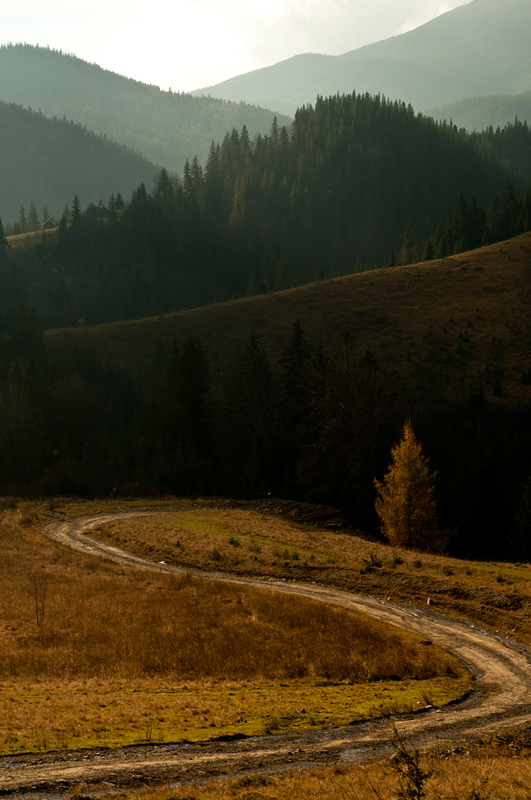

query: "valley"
left=1, top=2, right=531, bottom=797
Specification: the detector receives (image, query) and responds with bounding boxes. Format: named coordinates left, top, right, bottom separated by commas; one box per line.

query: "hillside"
left=427, top=90, right=531, bottom=132
left=0, top=231, right=526, bottom=557
left=44, top=231, right=531, bottom=406
left=0, top=87, right=527, bottom=340
left=6, top=92, right=524, bottom=331
left=193, top=0, right=531, bottom=116
left=0, top=44, right=291, bottom=173
left=0, top=100, right=158, bottom=223
left=37, top=232, right=531, bottom=554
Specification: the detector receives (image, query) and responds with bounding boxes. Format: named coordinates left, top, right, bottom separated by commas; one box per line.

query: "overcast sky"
left=4, top=0, right=471, bottom=92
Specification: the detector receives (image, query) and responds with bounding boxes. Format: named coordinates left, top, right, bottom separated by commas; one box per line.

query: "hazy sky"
left=4, top=0, right=471, bottom=92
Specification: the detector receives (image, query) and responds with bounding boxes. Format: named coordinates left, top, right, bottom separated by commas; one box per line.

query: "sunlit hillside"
left=45, top=230, right=531, bottom=411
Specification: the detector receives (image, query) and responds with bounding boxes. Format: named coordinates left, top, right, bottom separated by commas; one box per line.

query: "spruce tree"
left=374, top=420, right=438, bottom=550
left=28, top=200, right=40, bottom=231
left=0, top=217, right=7, bottom=259
left=18, top=203, right=28, bottom=233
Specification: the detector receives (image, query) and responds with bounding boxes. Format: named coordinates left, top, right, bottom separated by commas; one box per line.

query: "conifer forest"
left=2, top=92, right=531, bottom=560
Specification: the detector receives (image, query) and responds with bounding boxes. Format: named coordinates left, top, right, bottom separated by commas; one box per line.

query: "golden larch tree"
left=374, top=420, right=438, bottom=549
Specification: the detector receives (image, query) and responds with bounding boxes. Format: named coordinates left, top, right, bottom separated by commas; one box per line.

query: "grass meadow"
left=0, top=500, right=468, bottom=755
left=90, top=498, right=531, bottom=643
left=120, top=750, right=531, bottom=800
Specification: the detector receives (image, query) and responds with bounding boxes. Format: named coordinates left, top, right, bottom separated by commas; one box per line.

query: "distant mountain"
left=427, top=90, right=531, bottom=132
left=0, top=100, right=158, bottom=223
left=0, top=44, right=291, bottom=173
left=193, top=0, right=531, bottom=116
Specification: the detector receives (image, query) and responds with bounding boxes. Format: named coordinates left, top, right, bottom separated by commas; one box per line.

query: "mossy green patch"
left=0, top=674, right=470, bottom=755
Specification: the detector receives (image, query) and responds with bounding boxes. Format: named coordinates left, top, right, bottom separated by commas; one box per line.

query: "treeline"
left=0, top=43, right=291, bottom=174
left=4, top=93, right=531, bottom=329
left=2, top=317, right=531, bottom=561
left=427, top=94, right=531, bottom=139
left=396, top=180, right=531, bottom=265
left=0, top=99, right=158, bottom=223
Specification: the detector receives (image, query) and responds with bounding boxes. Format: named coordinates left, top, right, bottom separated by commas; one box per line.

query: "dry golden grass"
left=0, top=502, right=467, bottom=755
left=95, top=502, right=531, bottom=642
left=2, top=565, right=455, bottom=683
left=44, top=231, right=531, bottom=410
left=102, top=752, right=531, bottom=800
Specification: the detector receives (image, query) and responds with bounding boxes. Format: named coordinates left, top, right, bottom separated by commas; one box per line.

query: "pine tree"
left=18, top=203, right=28, bottom=233
left=400, top=226, right=415, bottom=265
left=374, top=420, right=438, bottom=550
left=28, top=200, right=40, bottom=231
left=0, top=217, right=7, bottom=259
left=71, top=195, right=81, bottom=225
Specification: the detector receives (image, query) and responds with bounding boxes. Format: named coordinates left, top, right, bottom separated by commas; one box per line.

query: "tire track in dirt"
left=2, top=511, right=531, bottom=797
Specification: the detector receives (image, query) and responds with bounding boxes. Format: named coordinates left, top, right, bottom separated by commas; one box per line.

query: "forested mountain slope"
left=0, top=44, right=291, bottom=172
left=45, top=230, right=531, bottom=397
left=427, top=90, right=531, bottom=133
left=0, top=101, right=158, bottom=223
left=194, top=0, right=531, bottom=116
left=2, top=93, right=528, bottom=330
left=38, top=229, right=531, bottom=558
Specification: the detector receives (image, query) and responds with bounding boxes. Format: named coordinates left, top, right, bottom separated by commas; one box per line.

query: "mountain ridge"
left=0, top=44, right=291, bottom=173
left=193, top=0, right=531, bottom=117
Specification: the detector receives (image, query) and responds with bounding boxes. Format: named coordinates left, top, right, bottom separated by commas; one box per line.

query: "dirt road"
left=2, top=511, right=531, bottom=797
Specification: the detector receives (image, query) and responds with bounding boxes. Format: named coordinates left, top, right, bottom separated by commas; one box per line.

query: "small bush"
left=391, top=555, right=404, bottom=567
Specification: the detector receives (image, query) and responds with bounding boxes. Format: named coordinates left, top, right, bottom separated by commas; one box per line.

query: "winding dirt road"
left=2, top=511, right=531, bottom=797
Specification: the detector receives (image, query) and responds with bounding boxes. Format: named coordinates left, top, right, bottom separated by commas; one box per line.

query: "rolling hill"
left=41, top=231, right=531, bottom=545
left=0, top=100, right=159, bottom=224
left=0, top=229, right=523, bottom=554
left=0, top=44, right=291, bottom=173
left=193, top=0, right=531, bottom=117
left=45, top=230, right=531, bottom=410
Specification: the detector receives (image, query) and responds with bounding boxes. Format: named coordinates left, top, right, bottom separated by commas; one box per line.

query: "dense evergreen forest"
left=3, top=93, right=531, bottom=330
left=2, top=90, right=531, bottom=561
left=2, top=311, right=531, bottom=563
left=0, top=100, right=158, bottom=223
left=0, top=44, right=291, bottom=174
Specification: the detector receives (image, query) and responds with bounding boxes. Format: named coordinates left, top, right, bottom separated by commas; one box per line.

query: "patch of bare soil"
left=2, top=510, right=531, bottom=797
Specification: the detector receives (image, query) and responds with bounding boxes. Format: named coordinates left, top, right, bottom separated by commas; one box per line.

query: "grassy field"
left=119, top=745, right=531, bottom=800
left=44, top=231, right=531, bottom=410
left=4, top=497, right=531, bottom=797
left=0, top=500, right=468, bottom=755
left=83, top=497, right=531, bottom=643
